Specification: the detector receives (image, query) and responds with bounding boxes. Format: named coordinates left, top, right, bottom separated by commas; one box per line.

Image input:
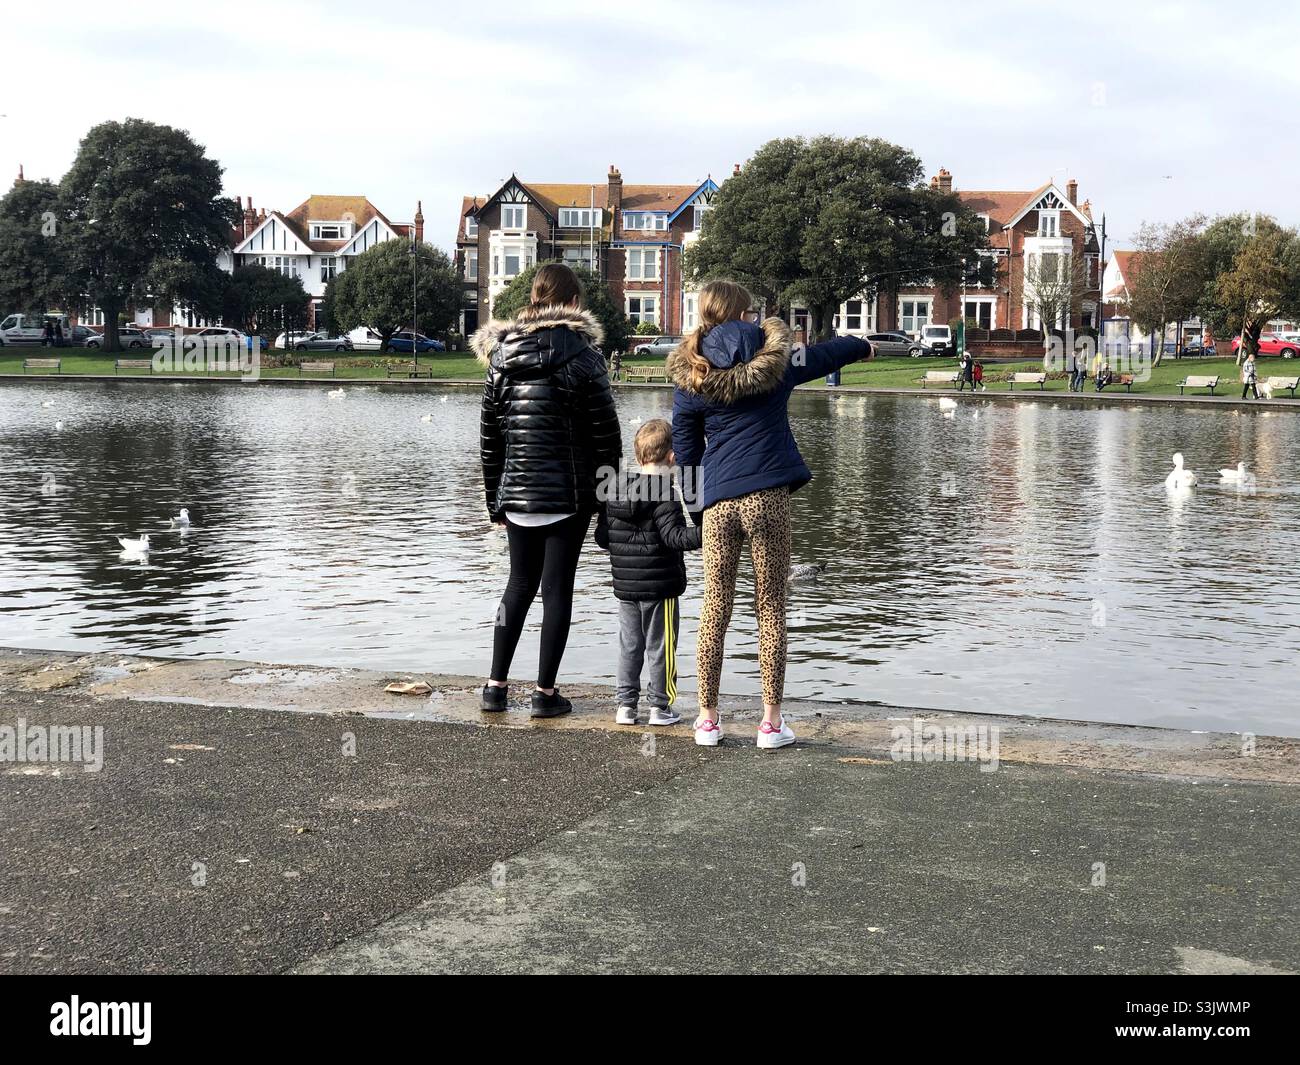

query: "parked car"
left=85, top=327, right=151, bottom=350
left=346, top=327, right=385, bottom=351
left=1178, top=336, right=1216, bottom=357
left=65, top=324, right=97, bottom=347
left=387, top=331, right=444, bottom=353
left=1231, top=333, right=1299, bottom=358
left=866, top=331, right=913, bottom=357
left=274, top=330, right=316, bottom=350
left=909, top=324, right=952, bottom=357
left=632, top=335, right=682, bottom=358
left=294, top=332, right=353, bottom=352
left=0, top=312, right=71, bottom=345
left=184, top=326, right=266, bottom=352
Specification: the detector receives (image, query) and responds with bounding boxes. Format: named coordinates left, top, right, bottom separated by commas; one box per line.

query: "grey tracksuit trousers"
left=616, top=598, right=679, bottom=710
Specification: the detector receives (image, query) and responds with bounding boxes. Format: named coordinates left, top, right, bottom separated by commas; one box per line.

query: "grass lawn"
left=3, top=345, right=1290, bottom=400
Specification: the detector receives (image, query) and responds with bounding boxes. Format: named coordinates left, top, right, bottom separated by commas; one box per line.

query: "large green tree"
left=0, top=177, right=63, bottom=315
left=220, top=264, right=311, bottom=338
left=489, top=261, right=632, bottom=354
left=686, top=135, right=988, bottom=340
left=327, top=238, right=459, bottom=352
left=56, top=118, right=240, bottom=351
left=1126, top=217, right=1207, bottom=366
left=1193, top=215, right=1300, bottom=362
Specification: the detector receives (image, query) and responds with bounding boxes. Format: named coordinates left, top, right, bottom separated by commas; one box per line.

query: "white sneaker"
left=615, top=706, right=638, bottom=725
left=757, top=717, right=796, bottom=750
left=694, top=717, right=722, bottom=746
left=648, top=707, right=681, bottom=726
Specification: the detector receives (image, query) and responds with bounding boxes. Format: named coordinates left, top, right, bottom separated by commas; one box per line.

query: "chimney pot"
left=1066, top=179, right=1079, bottom=204
left=936, top=168, right=953, bottom=194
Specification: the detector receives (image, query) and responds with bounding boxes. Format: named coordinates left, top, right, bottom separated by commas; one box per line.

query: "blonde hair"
left=634, top=418, right=673, bottom=466
left=679, top=280, right=752, bottom=391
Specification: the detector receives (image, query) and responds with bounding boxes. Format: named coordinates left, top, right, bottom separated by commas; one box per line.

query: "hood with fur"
left=667, top=317, right=792, bottom=404
left=471, top=306, right=604, bottom=366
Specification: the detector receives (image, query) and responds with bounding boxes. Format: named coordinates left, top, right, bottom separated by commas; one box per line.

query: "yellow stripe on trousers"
left=664, top=598, right=678, bottom=705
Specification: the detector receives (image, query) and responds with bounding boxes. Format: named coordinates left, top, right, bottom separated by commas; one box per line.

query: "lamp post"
left=409, top=235, right=418, bottom=378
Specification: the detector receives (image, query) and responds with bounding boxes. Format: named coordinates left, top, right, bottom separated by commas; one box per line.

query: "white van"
left=346, top=327, right=384, bottom=352
left=0, top=312, right=68, bottom=345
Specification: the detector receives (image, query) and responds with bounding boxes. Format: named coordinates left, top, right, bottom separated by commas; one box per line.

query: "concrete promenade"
left=2, top=647, right=1296, bottom=975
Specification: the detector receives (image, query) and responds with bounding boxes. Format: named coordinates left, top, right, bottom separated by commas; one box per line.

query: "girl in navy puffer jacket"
left=667, top=280, right=869, bottom=750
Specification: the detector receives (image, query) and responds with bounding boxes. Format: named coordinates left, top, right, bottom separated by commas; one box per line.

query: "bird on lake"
left=938, top=397, right=958, bottom=411
left=1218, top=461, right=1257, bottom=488
left=327, top=388, right=345, bottom=399
left=116, top=534, right=150, bottom=556
left=421, top=414, right=433, bottom=423
left=789, top=562, right=827, bottom=583
left=629, top=416, right=643, bottom=425
left=54, top=421, right=63, bottom=431
left=1165, top=452, right=1198, bottom=490
left=170, top=508, right=190, bottom=529
left=41, top=400, right=55, bottom=409
left=440, top=395, right=449, bottom=403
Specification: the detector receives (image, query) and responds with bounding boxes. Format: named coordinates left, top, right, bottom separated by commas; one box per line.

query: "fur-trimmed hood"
left=471, top=306, right=604, bottom=366
left=666, top=317, right=792, bottom=404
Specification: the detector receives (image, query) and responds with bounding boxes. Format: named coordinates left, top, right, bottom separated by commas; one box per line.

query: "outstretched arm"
left=787, top=335, right=872, bottom=388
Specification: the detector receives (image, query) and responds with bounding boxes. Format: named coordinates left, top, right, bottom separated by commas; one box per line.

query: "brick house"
left=791, top=169, right=1103, bottom=341
left=226, top=194, right=423, bottom=328
left=454, top=167, right=720, bottom=338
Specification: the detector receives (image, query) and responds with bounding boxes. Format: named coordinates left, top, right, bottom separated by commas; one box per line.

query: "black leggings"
left=490, top=513, right=590, bottom=689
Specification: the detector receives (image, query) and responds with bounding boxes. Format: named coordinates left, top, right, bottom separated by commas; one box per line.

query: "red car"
left=1231, top=333, right=1300, bottom=358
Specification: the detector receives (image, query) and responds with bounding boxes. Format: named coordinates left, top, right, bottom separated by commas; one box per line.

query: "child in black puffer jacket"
left=596, top=418, right=702, bottom=726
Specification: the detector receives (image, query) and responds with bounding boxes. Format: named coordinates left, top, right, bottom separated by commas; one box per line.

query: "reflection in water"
left=2, top=380, right=1299, bottom=736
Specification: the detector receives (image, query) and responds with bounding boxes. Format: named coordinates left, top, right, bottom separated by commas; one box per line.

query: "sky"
left=3, top=0, right=1297, bottom=252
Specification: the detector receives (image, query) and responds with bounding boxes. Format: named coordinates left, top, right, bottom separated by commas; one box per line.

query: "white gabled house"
left=227, top=194, right=424, bottom=328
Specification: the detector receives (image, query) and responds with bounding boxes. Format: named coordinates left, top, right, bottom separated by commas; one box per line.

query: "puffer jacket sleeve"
left=581, top=349, right=623, bottom=495
left=652, top=495, right=702, bottom=551
left=787, top=335, right=872, bottom=387
left=480, top=367, right=505, bottom=518
left=671, top=388, right=706, bottom=524
left=594, top=507, right=610, bottom=550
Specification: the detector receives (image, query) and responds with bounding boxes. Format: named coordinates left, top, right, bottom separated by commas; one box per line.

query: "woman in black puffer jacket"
left=472, top=263, right=622, bottom=718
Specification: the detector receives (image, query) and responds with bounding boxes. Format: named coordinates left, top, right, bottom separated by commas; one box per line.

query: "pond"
left=2, top=379, right=1298, bottom=737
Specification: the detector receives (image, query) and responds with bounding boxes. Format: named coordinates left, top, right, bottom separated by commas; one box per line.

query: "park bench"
left=921, top=370, right=958, bottom=388
left=298, top=360, right=336, bottom=377
left=22, top=358, right=61, bottom=374
left=1265, top=375, right=1299, bottom=398
left=1116, top=373, right=1135, bottom=392
left=385, top=362, right=433, bottom=379
left=1177, top=374, right=1220, bottom=396
left=624, top=363, right=668, bottom=383
left=1008, top=372, right=1047, bottom=391
left=114, top=358, right=153, bottom=375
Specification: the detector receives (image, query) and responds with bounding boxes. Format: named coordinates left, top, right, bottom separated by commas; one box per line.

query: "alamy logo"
left=50, top=996, right=151, bottom=1045
left=890, top=717, right=1000, bottom=773
left=0, top=717, right=103, bottom=772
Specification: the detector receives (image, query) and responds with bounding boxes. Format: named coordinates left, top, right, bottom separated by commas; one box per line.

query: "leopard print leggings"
left=696, top=486, right=792, bottom=710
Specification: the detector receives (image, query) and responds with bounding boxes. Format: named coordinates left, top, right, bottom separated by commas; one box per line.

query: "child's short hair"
left=634, top=418, right=673, bottom=466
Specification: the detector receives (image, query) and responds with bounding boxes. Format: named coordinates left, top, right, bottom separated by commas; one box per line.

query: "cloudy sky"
left=4, top=0, right=1295, bottom=250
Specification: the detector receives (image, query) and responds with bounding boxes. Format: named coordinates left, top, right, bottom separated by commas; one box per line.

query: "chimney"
left=936, top=168, right=953, bottom=194
left=15, top=164, right=24, bottom=185
left=1066, top=179, right=1078, bottom=205
left=414, top=200, right=424, bottom=243
left=243, top=196, right=257, bottom=237
left=607, top=165, right=623, bottom=213
left=733, top=162, right=741, bottom=176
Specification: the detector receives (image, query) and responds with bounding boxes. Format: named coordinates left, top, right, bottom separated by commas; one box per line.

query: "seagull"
left=938, top=397, right=958, bottom=410
left=116, top=534, right=150, bottom=555
left=170, top=508, right=190, bottom=528
left=1218, top=462, right=1256, bottom=488
left=327, top=388, right=345, bottom=399
left=1165, top=452, right=1197, bottom=490
left=420, top=414, right=433, bottom=423
left=41, top=400, right=55, bottom=409
left=54, top=421, right=64, bottom=431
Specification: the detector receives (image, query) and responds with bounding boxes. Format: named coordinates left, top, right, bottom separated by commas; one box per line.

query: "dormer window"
left=623, top=211, right=667, bottom=232
left=559, top=208, right=600, bottom=228
left=465, top=216, right=478, bottom=238
left=501, top=205, right=527, bottom=229
left=310, top=222, right=351, bottom=240
left=1038, top=210, right=1060, bottom=238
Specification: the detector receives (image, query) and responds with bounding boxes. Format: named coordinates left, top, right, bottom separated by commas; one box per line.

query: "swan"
left=116, top=534, right=150, bottom=555
left=1165, top=452, right=1197, bottom=490
left=1218, top=462, right=1257, bottom=488
left=41, top=400, right=55, bottom=409
left=420, top=414, right=433, bottom=423
left=938, top=397, right=958, bottom=410
left=327, top=388, right=345, bottom=399
left=440, top=395, right=449, bottom=404
left=170, top=508, right=190, bottom=528
left=54, top=421, right=64, bottom=431
left=629, top=416, right=643, bottom=425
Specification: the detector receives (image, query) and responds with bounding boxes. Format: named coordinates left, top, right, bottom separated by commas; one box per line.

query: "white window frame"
left=466, top=248, right=478, bottom=282
left=623, top=211, right=667, bottom=232
left=559, top=208, right=599, bottom=228
left=465, top=216, right=478, bottom=238
left=320, top=256, right=338, bottom=282
left=683, top=291, right=699, bottom=331
left=561, top=246, right=595, bottom=271
left=501, top=205, right=527, bottom=230
left=962, top=297, right=996, bottom=330
left=626, top=247, right=660, bottom=281
left=832, top=296, right=875, bottom=335
left=310, top=222, right=350, bottom=240
left=899, top=298, right=932, bottom=335
left=1038, top=210, right=1060, bottom=238
left=626, top=294, right=659, bottom=325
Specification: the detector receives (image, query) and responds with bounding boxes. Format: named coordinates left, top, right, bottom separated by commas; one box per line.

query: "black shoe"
left=481, top=684, right=508, bottom=712
left=530, top=689, right=572, bottom=718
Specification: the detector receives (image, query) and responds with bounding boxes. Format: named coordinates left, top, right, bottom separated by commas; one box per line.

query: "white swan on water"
left=116, top=534, right=150, bottom=555
left=1165, top=452, right=1198, bottom=490
left=327, top=388, right=345, bottom=399
left=1218, top=461, right=1257, bottom=488
left=938, top=397, right=958, bottom=410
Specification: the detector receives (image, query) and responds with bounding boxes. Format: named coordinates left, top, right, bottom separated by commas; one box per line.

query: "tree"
left=220, top=264, right=311, bottom=338
left=1193, top=215, right=1300, bottom=363
left=489, top=261, right=633, bottom=354
left=685, top=135, right=988, bottom=340
left=0, top=178, right=63, bottom=315
left=327, top=238, right=459, bottom=352
left=1126, top=217, right=1207, bottom=366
